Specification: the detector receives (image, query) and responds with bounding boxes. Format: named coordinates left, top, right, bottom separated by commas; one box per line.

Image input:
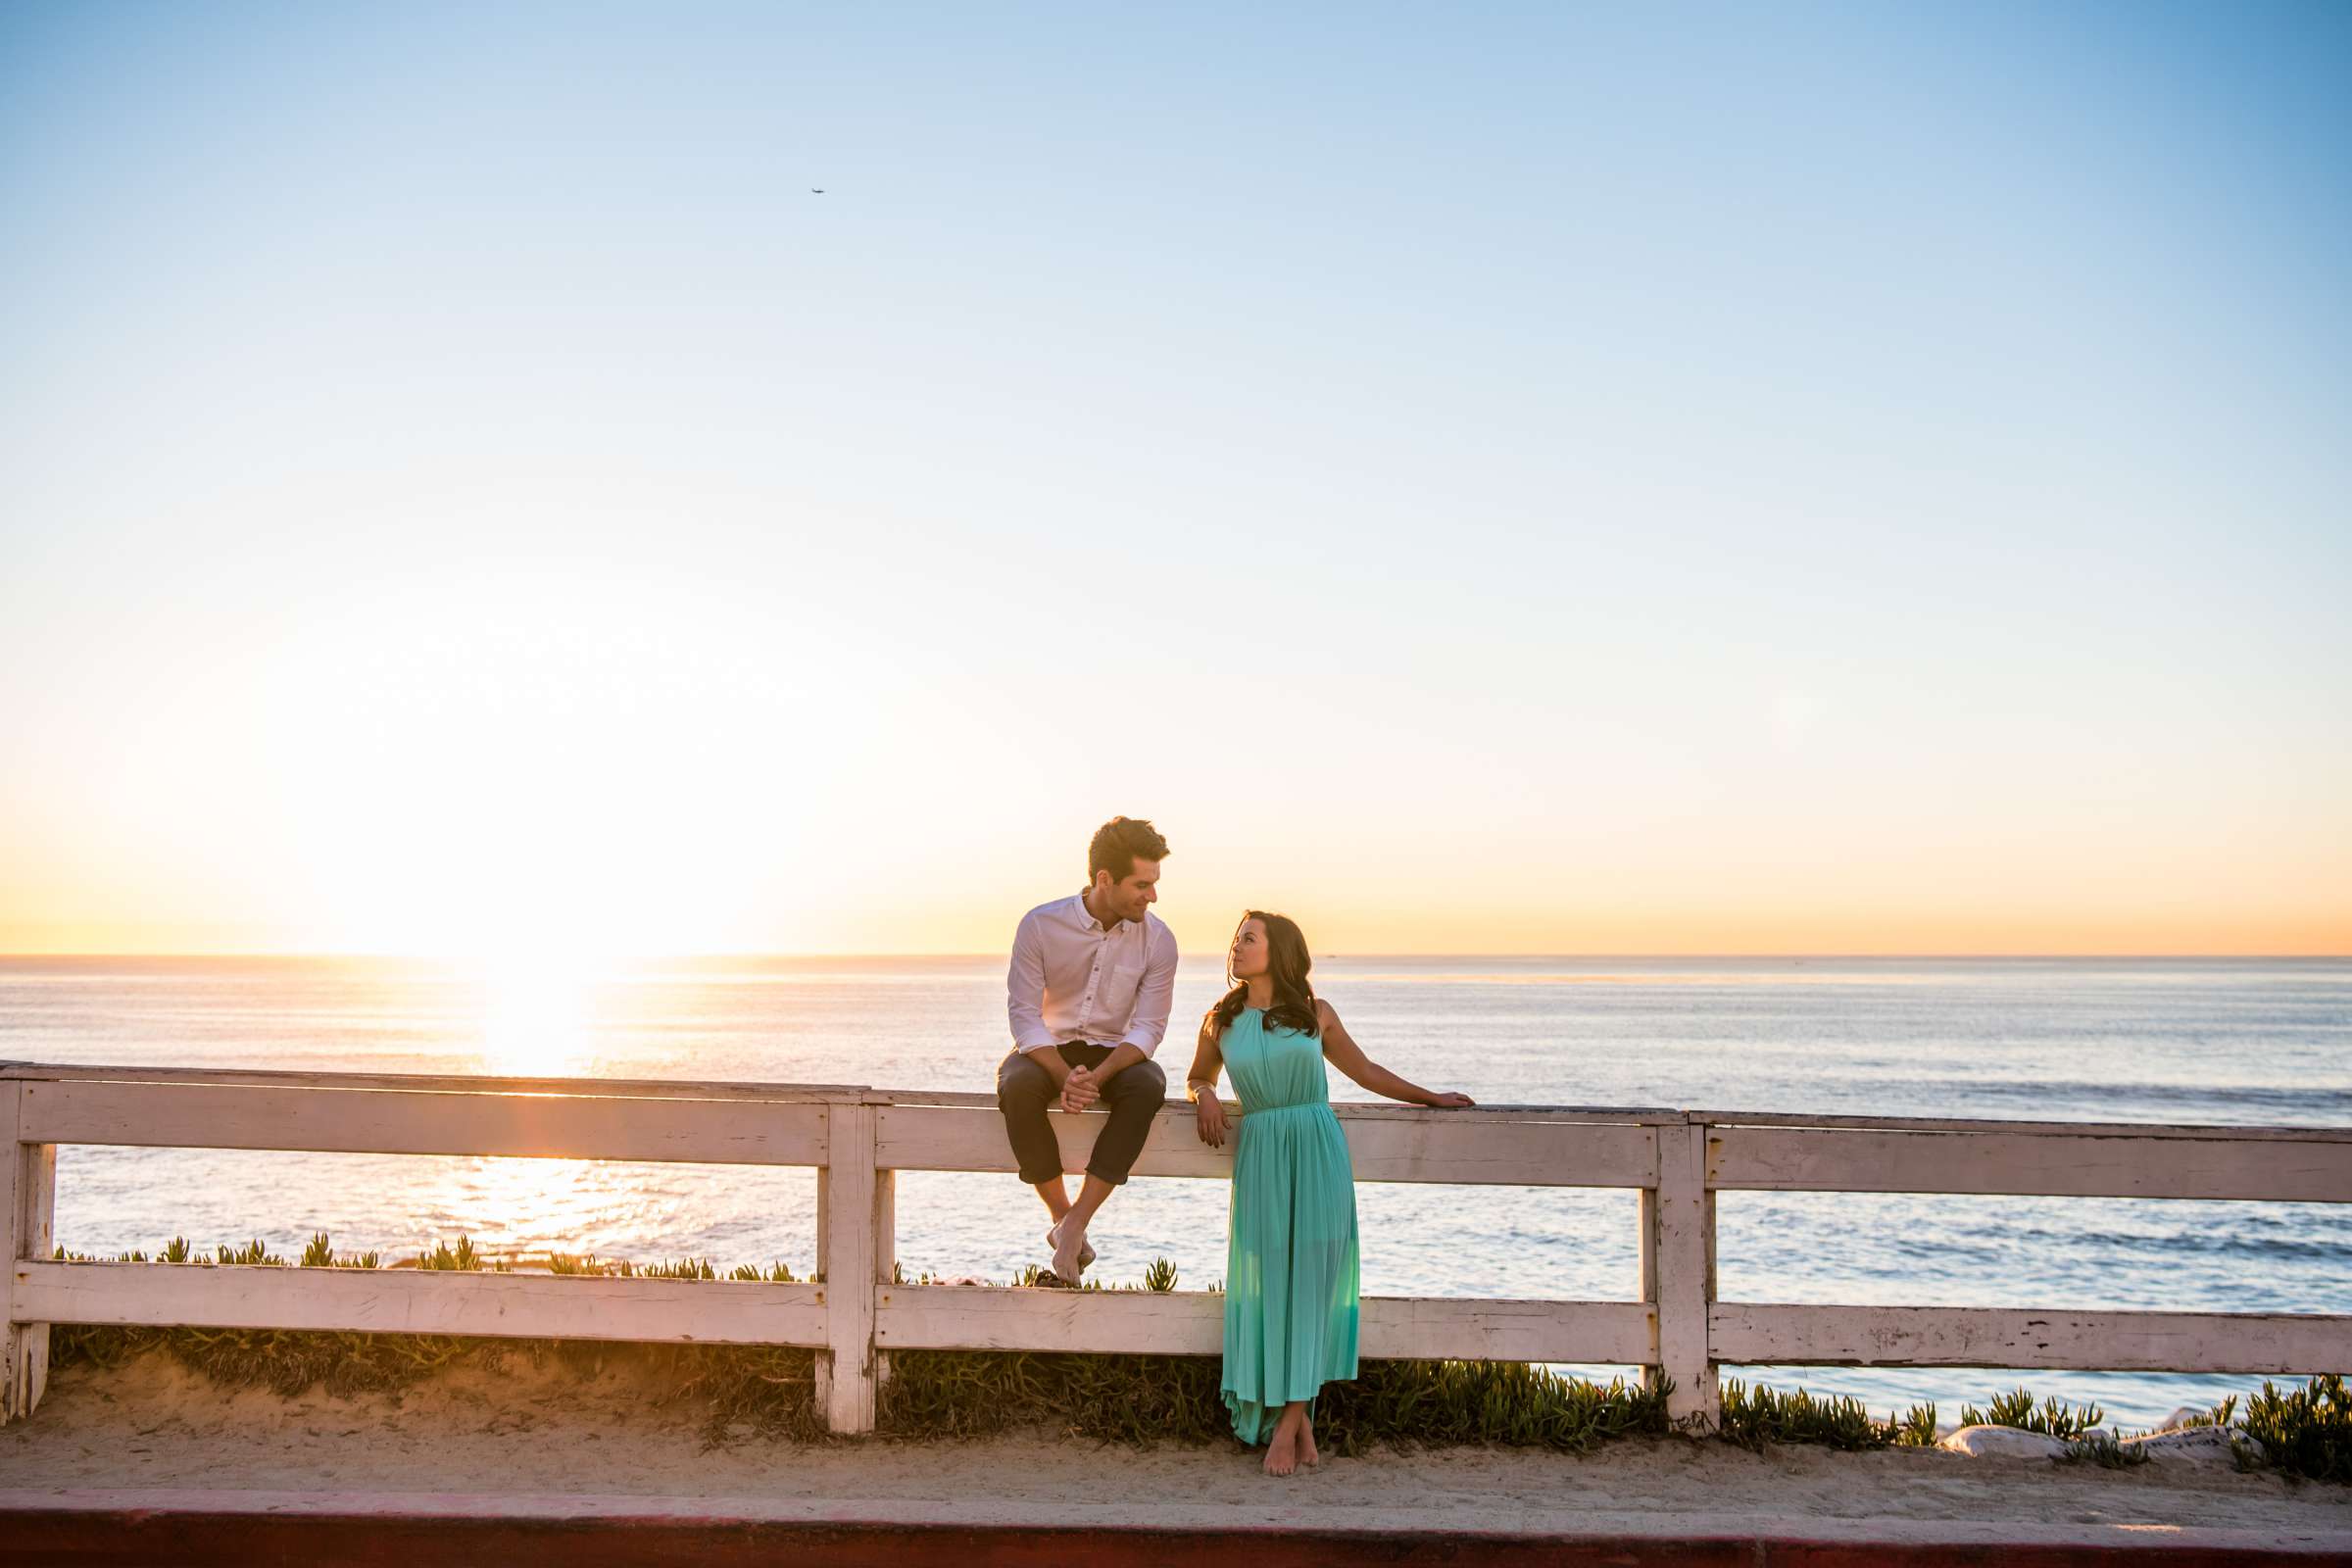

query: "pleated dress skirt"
left=1217, top=1006, right=1361, bottom=1446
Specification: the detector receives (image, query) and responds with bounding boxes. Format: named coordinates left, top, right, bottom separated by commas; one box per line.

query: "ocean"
left=4, top=954, right=2346, bottom=1428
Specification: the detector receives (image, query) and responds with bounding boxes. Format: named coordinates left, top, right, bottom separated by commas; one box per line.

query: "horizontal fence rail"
left=4, top=1061, right=2349, bottom=1433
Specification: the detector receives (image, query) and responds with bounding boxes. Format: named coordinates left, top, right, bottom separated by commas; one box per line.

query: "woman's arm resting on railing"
left=1185, top=1017, right=1232, bottom=1147
left=1316, top=1001, right=1473, bottom=1108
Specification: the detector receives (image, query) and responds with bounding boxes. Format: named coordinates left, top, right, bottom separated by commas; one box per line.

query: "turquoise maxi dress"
left=1218, top=1004, right=1361, bottom=1445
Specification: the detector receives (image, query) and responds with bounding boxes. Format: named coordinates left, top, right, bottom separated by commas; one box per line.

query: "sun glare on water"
left=479, top=951, right=599, bottom=1077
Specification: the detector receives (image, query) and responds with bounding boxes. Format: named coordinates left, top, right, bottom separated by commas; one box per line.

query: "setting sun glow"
left=478, top=954, right=595, bottom=1078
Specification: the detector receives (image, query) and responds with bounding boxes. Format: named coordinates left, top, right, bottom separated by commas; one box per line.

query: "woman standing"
left=1186, top=911, right=1474, bottom=1476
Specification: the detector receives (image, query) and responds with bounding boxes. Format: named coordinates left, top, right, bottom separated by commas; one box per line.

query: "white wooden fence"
left=4, top=1060, right=2348, bottom=1434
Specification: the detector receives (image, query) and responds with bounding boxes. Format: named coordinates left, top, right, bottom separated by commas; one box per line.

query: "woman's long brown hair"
left=1205, top=910, right=1320, bottom=1040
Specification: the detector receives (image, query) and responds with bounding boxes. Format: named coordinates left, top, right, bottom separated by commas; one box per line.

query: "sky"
left=1, top=1, right=2346, bottom=957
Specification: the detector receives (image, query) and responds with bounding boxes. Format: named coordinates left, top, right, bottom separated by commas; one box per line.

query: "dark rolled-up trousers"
left=997, top=1042, right=1168, bottom=1187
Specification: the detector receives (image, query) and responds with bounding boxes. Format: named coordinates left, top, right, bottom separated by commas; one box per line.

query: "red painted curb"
left=0, top=1507, right=2345, bottom=1567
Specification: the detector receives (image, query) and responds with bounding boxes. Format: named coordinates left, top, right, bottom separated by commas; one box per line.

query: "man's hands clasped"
left=1059, top=1064, right=1102, bottom=1113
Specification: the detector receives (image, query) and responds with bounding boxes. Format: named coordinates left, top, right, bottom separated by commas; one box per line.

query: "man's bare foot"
left=1045, top=1221, right=1096, bottom=1271
left=1050, top=1218, right=1090, bottom=1284
left=1298, top=1414, right=1320, bottom=1468
left=1262, top=1414, right=1300, bottom=1477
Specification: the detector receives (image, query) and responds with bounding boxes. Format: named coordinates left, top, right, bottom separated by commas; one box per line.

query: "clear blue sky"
left=1, top=2, right=2346, bottom=955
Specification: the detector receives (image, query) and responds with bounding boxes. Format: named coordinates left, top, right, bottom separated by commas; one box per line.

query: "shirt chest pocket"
left=1103, top=952, right=1149, bottom=1004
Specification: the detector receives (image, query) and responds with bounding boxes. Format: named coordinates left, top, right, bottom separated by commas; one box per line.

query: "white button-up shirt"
left=1006, top=891, right=1179, bottom=1058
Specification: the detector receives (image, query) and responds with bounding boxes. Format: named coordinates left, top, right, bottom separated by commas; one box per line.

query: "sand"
left=3, top=1350, right=2348, bottom=1544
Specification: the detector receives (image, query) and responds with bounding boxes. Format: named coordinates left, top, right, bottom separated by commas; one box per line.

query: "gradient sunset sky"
left=2, top=2, right=2346, bottom=957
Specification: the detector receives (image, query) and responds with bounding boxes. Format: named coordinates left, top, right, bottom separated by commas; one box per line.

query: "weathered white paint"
left=1358, top=1295, right=1654, bottom=1364
left=874, top=1102, right=1660, bottom=1187
left=817, top=1103, right=880, bottom=1435
left=1345, top=1117, right=1657, bottom=1187
left=7, top=1064, right=2338, bottom=1141
left=874, top=1285, right=1656, bottom=1364
left=872, top=1167, right=896, bottom=1398
left=1690, top=1107, right=2352, bottom=1143
left=878, top=1283, right=1223, bottom=1353
left=1708, top=1126, right=2352, bottom=1201
left=1711, top=1303, right=2352, bottom=1373
left=5, top=1059, right=2349, bottom=1442
left=0, top=1061, right=860, bottom=1103
left=1642, top=1121, right=1717, bottom=1427
left=1, top=1083, right=24, bottom=1424
left=20, top=1080, right=830, bottom=1167
left=12, top=1260, right=829, bottom=1345
left=877, top=1103, right=1232, bottom=1180
left=14, top=1138, right=54, bottom=1420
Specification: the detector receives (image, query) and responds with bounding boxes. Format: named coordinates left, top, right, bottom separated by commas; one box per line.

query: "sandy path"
left=2, top=1351, right=2346, bottom=1541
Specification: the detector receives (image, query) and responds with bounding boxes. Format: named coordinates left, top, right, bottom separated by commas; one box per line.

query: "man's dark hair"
left=1089, top=816, right=1170, bottom=884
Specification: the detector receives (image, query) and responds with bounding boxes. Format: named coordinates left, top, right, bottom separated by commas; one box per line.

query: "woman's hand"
left=1423, top=1091, right=1475, bottom=1108
left=1195, top=1094, right=1231, bottom=1147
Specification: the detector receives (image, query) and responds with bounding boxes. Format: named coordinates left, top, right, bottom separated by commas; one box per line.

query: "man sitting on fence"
left=1000, top=816, right=1178, bottom=1285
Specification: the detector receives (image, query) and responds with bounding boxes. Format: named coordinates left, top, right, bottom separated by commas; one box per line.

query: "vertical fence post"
left=816, top=1100, right=879, bottom=1435
left=1636, top=1125, right=1663, bottom=1405
left=872, top=1164, right=895, bottom=1401
left=17, top=1135, right=55, bottom=1422
left=1640, top=1117, right=1718, bottom=1431
left=1, top=1080, right=20, bottom=1425
left=2, top=1079, right=53, bottom=1425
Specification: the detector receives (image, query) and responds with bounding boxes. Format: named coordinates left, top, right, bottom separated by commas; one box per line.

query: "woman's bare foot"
left=1261, top=1412, right=1301, bottom=1477
left=1298, top=1413, right=1320, bottom=1468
